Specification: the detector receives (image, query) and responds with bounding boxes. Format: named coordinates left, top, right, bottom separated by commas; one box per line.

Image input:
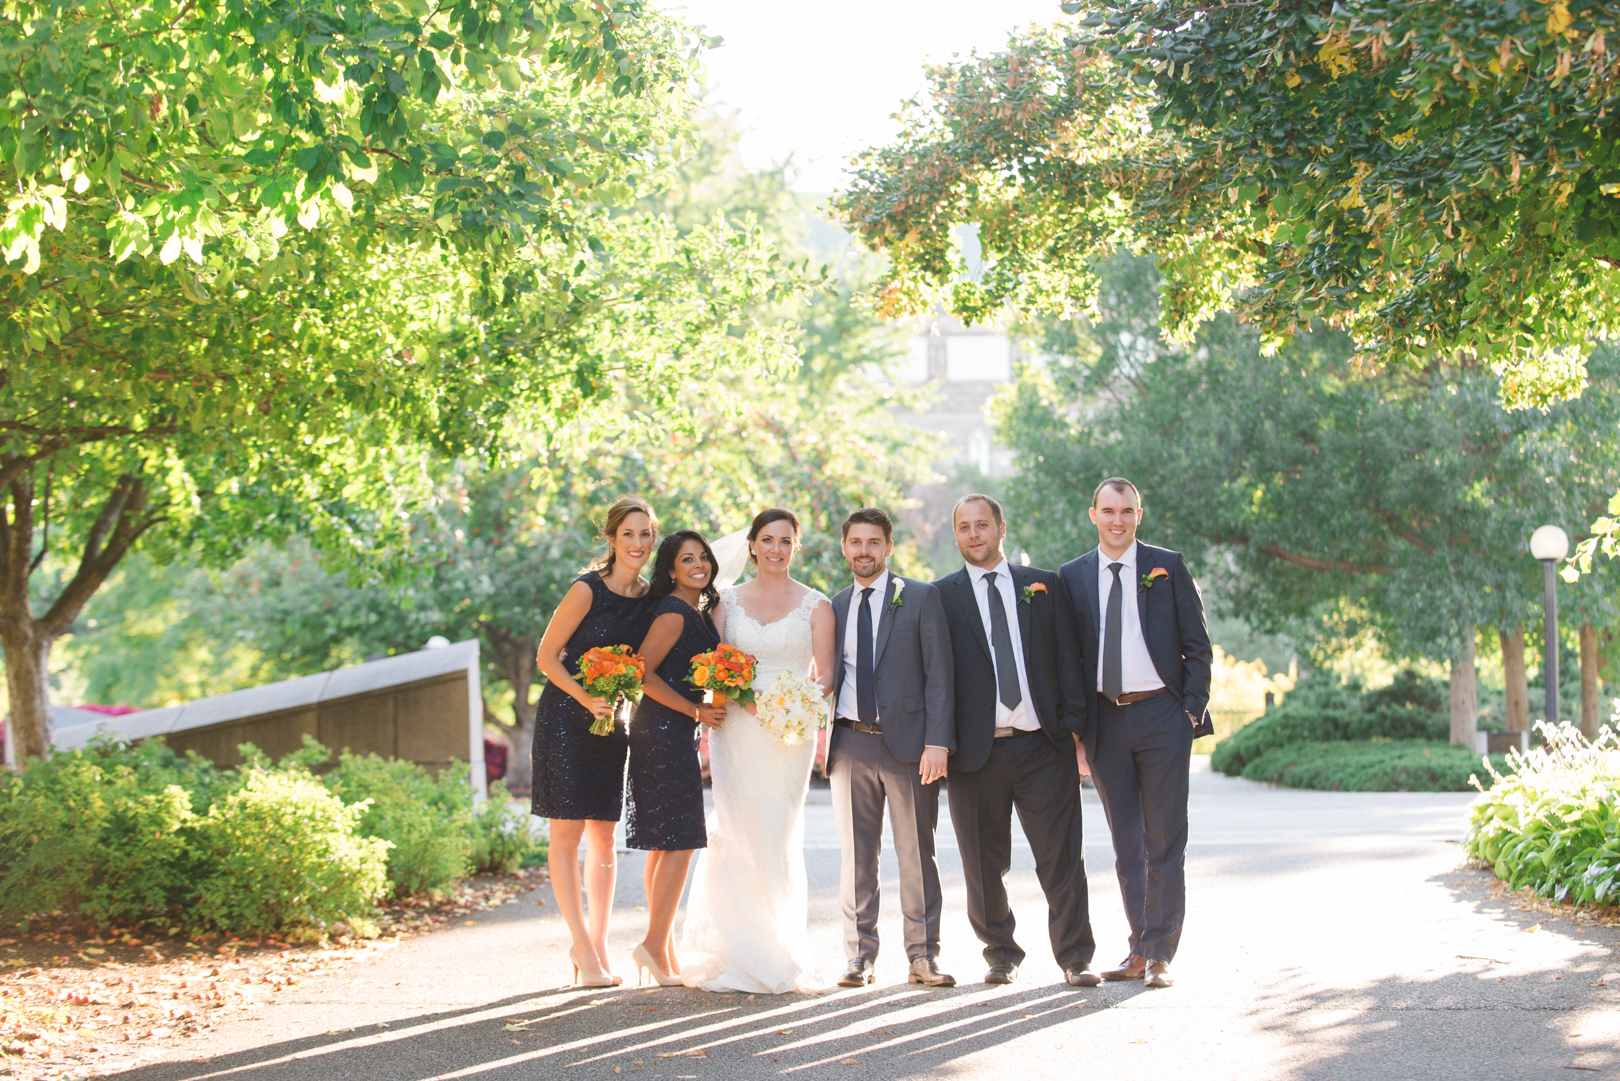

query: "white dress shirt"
left=965, top=559, right=1039, bottom=732
left=836, top=570, right=890, bottom=722
left=1096, top=542, right=1165, bottom=694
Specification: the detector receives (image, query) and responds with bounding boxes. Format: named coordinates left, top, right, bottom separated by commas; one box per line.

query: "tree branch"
left=39, top=475, right=166, bottom=636
left=1254, top=544, right=1388, bottom=575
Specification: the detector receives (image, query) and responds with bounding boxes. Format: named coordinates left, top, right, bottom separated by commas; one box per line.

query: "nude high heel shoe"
left=569, top=947, right=615, bottom=988
left=632, top=943, right=682, bottom=987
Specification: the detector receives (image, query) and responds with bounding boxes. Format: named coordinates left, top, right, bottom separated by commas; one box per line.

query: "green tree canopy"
left=0, top=0, right=806, bottom=759
left=996, top=257, right=1620, bottom=664
left=836, top=0, right=1620, bottom=408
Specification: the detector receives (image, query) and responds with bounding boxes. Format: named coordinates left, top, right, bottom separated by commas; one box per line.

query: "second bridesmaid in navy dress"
left=533, top=496, right=658, bottom=988
left=625, top=530, right=727, bottom=986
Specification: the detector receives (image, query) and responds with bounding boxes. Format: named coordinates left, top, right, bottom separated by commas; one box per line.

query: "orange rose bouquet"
left=574, top=645, right=646, bottom=736
left=686, top=643, right=758, bottom=708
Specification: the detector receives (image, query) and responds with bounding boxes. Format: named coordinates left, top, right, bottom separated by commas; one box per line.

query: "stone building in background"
left=890, top=306, right=1023, bottom=574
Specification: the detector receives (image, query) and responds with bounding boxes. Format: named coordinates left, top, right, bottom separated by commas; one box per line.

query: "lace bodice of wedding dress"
left=678, top=585, right=829, bottom=994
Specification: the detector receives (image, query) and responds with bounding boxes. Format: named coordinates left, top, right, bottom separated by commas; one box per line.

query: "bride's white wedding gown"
left=679, top=586, right=828, bottom=993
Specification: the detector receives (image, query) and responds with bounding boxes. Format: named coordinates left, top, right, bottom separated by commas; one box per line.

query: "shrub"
left=1466, top=724, right=1620, bottom=905
left=471, top=782, right=538, bottom=874
left=1356, top=669, right=1451, bottom=741
left=0, top=739, right=219, bottom=924
left=323, top=751, right=474, bottom=897
left=1238, top=739, right=1505, bottom=792
left=189, top=768, right=390, bottom=935
left=1211, top=668, right=1449, bottom=775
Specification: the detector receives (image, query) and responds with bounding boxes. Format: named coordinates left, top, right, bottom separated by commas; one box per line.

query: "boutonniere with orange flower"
left=1140, top=567, right=1170, bottom=591
left=1020, top=581, right=1048, bottom=604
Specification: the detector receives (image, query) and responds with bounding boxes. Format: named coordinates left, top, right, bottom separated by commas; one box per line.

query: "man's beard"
left=849, top=556, right=887, bottom=579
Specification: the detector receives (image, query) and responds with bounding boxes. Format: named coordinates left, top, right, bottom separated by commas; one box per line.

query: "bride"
left=678, top=507, right=836, bottom=993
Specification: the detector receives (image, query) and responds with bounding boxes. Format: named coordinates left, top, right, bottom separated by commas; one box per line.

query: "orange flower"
left=693, top=665, right=711, bottom=686
left=1149, top=567, right=1169, bottom=580
left=1030, top=582, right=1048, bottom=594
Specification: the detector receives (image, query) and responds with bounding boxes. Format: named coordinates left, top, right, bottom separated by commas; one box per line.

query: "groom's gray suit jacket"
left=828, top=574, right=956, bottom=764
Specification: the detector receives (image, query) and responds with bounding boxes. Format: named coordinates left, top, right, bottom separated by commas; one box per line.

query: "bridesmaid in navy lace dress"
left=534, top=496, right=658, bottom=987
left=624, top=530, right=727, bottom=986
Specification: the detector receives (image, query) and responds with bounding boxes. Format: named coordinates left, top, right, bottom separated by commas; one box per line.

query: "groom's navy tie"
left=1102, top=561, right=1124, bottom=703
left=984, top=571, right=1022, bottom=711
left=856, top=586, right=877, bottom=724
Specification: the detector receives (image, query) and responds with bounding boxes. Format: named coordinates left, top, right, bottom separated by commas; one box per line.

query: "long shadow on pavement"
left=105, top=978, right=1145, bottom=1080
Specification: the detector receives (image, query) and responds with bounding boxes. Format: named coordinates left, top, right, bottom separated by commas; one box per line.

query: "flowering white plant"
left=755, top=670, right=828, bottom=745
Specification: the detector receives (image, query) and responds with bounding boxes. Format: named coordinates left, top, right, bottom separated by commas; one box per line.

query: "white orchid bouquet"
left=755, top=670, right=828, bottom=745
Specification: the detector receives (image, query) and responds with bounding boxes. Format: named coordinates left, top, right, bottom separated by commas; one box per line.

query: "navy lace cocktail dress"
left=531, top=571, right=654, bottom=821
left=623, top=595, right=717, bottom=851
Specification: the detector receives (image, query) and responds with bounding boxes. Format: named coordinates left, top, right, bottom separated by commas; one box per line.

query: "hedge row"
left=1237, top=739, right=1508, bottom=792
left=1211, top=668, right=1451, bottom=776
left=1467, top=723, right=1620, bottom=906
left=0, top=736, right=537, bottom=937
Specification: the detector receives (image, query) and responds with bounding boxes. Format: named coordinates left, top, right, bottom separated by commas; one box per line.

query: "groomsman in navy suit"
left=1058, top=477, right=1212, bottom=989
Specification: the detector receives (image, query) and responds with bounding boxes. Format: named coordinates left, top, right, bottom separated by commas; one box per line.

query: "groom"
left=828, top=507, right=957, bottom=988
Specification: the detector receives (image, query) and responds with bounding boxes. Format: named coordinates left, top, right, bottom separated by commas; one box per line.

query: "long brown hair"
left=586, top=496, right=659, bottom=576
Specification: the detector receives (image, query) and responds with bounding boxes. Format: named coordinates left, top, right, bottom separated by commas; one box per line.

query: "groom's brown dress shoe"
left=908, top=957, right=956, bottom=987
left=1144, top=960, right=1175, bottom=989
left=837, top=958, right=875, bottom=988
left=1064, top=964, right=1102, bottom=987
left=1102, top=954, right=1147, bottom=981
left=983, top=961, right=1018, bottom=985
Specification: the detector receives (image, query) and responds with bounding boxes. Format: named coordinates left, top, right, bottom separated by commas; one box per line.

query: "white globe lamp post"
left=1530, top=525, right=1571, bottom=726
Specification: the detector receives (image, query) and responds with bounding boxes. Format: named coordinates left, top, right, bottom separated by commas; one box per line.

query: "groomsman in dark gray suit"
left=937, top=495, right=1100, bottom=987
left=1059, top=477, right=1213, bottom=989
left=828, top=507, right=957, bottom=988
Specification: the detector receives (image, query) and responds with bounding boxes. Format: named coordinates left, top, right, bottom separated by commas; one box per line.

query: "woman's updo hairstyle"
left=586, top=496, right=659, bottom=576
left=747, top=507, right=801, bottom=565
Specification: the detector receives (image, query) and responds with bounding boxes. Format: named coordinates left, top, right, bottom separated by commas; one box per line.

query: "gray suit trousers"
left=828, top=724, right=942, bottom=963
left=1090, top=691, right=1192, bottom=963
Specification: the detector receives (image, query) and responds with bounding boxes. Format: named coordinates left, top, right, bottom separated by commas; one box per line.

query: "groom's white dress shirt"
left=964, top=559, right=1039, bottom=732
left=836, top=570, right=890, bottom=722
left=1095, top=541, right=1165, bottom=694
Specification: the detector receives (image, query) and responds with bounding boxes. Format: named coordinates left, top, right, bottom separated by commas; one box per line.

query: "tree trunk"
left=485, top=631, right=538, bottom=791
left=1450, top=630, right=1478, bottom=749
left=0, top=619, right=54, bottom=761
left=0, top=462, right=161, bottom=760
left=1499, top=625, right=1529, bottom=733
left=1581, top=621, right=1603, bottom=741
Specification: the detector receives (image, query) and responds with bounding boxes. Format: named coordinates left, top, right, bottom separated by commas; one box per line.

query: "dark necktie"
left=984, top=571, right=1022, bottom=710
left=856, top=586, right=877, bottom=723
left=1103, top=562, right=1124, bottom=702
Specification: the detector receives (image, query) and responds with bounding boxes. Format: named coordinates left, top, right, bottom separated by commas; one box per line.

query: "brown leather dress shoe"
left=1102, top=954, right=1146, bottom=981
left=1145, top=959, right=1174, bottom=988
left=908, top=957, right=956, bottom=987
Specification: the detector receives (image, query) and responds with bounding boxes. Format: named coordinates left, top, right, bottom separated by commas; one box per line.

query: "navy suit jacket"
left=1057, top=541, right=1214, bottom=749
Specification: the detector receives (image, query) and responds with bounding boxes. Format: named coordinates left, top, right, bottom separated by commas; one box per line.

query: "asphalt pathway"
left=106, top=760, right=1620, bottom=1081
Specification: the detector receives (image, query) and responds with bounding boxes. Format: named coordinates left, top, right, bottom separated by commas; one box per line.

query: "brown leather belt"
left=1100, top=687, right=1170, bottom=708
left=835, top=717, right=882, bottom=735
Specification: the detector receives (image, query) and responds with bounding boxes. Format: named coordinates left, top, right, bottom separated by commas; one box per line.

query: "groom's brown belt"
left=835, top=717, right=882, bottom=735
left=1100, top=687, right=1170, bottom=708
